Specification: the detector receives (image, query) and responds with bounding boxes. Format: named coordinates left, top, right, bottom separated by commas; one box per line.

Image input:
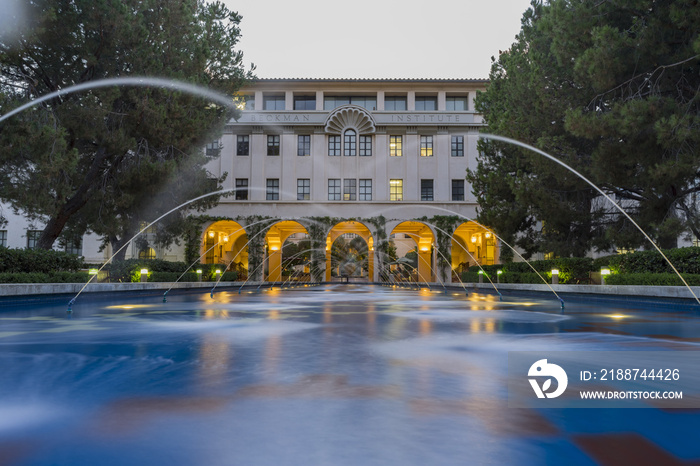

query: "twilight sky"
left=224, top=0, right=534, bottom=79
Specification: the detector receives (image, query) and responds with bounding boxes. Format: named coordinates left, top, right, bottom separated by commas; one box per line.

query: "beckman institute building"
left=2, top=78, right=498, bottom=283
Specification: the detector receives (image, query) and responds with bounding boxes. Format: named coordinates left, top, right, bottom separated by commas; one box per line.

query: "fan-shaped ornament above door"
left=324, top=105, right=376, bottom=134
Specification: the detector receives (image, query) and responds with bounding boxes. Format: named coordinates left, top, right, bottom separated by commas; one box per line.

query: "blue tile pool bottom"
left=0, top=284, right=699, bottom=465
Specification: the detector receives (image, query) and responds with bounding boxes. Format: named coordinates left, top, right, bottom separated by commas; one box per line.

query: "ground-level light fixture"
left=89, top=268, right=98, bottom=275
left=497, top=269, right=503, bottom=283
left=196, top=269, right=202, bottom=282
left=551, top=268, right=559, bottom=285
left=601, top=268, right=611, bottom=285
left=140, top=268, right=148, bottom=283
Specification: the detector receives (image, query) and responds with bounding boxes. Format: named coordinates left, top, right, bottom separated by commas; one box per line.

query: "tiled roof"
left=250, top=77, right=489, bottom=83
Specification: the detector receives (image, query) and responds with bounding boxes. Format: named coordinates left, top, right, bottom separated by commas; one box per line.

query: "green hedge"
left=98, top=259, right=240, bottom=282
left=469, top=257, right=593, bottom=284
left=0, top=248, right=84, bottom=273
left=598, top=247, right=700, bottom=274
left=605, top=273, right=700, bottom=286
left=0, top=272, right=90, bottom=283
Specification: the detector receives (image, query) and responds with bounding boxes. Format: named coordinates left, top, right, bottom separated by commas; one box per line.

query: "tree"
left=0, top=0, right=254, bottom=251
left=469, top=0, right=700, bottom=256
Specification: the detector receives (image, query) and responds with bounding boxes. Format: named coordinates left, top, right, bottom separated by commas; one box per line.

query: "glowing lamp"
left=497, top=270, right=503, bottom=275
left=478, top=270, right=484, bottom=275
left=196, top=269, right=202, bottom=274
left=215, top=269, right=221, bottom=274
left=485, top=232, right=491, bottom=238
left=223, top=236, right=229, bottom=242
left=420, top=246, right=429, bottom=252
left=551, top=269, right=559, bottom=276
left=88, top=268, right=98, bottom=275
left=140, top=268, right=148, bottom=283
left=471, top=236, right=477, bottom=243
left=270, top=246, right=279, bottom=251
left=601, top=268, right=611, bottom=275
left=208, top=231, right=215, bottom=238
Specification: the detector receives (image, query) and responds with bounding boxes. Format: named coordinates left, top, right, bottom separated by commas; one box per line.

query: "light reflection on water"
left=0, top=284, right=699, bottom=465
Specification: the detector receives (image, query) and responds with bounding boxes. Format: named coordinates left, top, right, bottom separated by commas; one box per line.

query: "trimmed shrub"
left=604, top=273, right=700, bottom=286
left=0, top=272, right=90, bottom=283
left=0, top=248, right=84, bottom=273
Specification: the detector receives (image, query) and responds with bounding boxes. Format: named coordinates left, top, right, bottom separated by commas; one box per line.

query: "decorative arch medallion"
left=324, top=105, right=376, bottom=135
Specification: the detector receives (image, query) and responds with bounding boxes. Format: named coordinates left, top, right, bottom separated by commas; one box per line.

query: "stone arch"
left=324, top=220, right=376, bottom=282
left=264, top=220, right=310, bottom=282
left=202, top=221, right=249, bottom=274
left=451, top=222, right=499, bottom=278
left=389, top=221, right=436, bottom=283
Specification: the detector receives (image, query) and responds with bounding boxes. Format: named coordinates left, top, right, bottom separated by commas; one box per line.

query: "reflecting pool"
left=1, top=285, right=699, bottom=465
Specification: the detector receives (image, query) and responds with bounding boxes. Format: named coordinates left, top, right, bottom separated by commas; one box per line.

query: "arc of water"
left=279, top=247, right=319, bottom=289
left=0, top=77, right=239, bottom=125
left=401, top=232, right=447, bottom=291
left=381, top=210, right=566, bottom=307
left=421, top=222, right=487, bottom=297
left=162, top=218, right=277, bottom=301
left=67, top=187, right=238, bottom=310
left=480, top=133, right=700, bottom=306
left=209, top=224, right=278, bottom=297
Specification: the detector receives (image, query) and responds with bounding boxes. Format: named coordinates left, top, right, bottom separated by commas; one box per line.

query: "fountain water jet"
left=480, top=133, right=700, bottom=306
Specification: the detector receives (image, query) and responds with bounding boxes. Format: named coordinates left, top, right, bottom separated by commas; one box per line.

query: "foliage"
left=596, top=247, right=700, bottom=275
left=605, top=273, right=700, bottom=287
left=0, top=247, right=83, bottom=273
left=0, top=271, right=90, bottom=283
left=470, top=0, right=700, bottom=255
left=0, top=0, right=254, bottom=252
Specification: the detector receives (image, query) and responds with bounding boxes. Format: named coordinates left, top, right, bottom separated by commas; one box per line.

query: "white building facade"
left=1, top=78, right=500, bottom=283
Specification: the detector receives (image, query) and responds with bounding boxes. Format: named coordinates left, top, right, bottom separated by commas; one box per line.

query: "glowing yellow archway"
left=264, top=221, right=309, bottom=282
left=325, top=221, right=374, bottom=282
left=202, top=221, right=249, bottom=276
left=451, top=222, right=499, bottom=278
left=390, top=221, right=435, bottom=282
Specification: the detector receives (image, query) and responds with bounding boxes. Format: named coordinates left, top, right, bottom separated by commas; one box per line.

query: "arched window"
left=344, top=129, right=356, bottom=156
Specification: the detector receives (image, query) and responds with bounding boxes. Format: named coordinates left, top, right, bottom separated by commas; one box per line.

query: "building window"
left=359, top=135, right=372, bottom=156
left=0, top=230, right=6, bottom=248
left=328, top=179, right=341, bottom=201
left=359, top=179, right=372, bottom=201
left=139, top=248, right=156, bottom=259
left=266, top=179, right=279, bottom=200
left=343, top=179, right=357, bottom=201
left=298, top=135, right=311, bottom=156
left=446, top=95, right=468, bottom=111
left=263, top=94, right=285, bottom=110
left=451, top=136, right=464, bottom=157
left=297, top=179, right=310, bottom=200
left=415, top=96, right=437, bottom=111
left=64, top=238, right=83, bottom=256
left=293, top=95, right=316, bottom=110
left=421, top=179, right=434, bottom=201
left=235, top=178, right=249, bottom=200
left=451, top=179, right=465, bottom=201
left=385, top=96, right=407, bottom=111
left=324, top=95, right=377, bottom=110
left=26, top=230, right=42, bottom=249
left=420, top=136, right=433, bottom=157
left=344, top=129, right=356, bottom=156
left=389, top=135, right=402, bottom=157
left=328, top=135, right=341, bottom=156
left=389, top=179, right=403, bottom=201
left=205, top=140, right=220, bottom=158
left=237, top=135, right=249, bottom=156
left=267, top=135, right=280, bottom=156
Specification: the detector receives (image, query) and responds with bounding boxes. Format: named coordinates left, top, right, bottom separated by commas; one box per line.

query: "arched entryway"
left=389, top=221, right=436, bottom=282
left=202, top=221, right=249, bottom=276
left=264, top=220, right=310, bottom=282
left=325, top=221, right=374, bottom=282
left=451, top=222, right=499, bottom=279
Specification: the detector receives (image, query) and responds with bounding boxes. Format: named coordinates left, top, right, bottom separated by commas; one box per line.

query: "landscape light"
left=140, top=269, right=148, bottom=283
left=551, top=268, right=559, bottom=285
left=215, top=269, right=221, bottom=274
left=88, top=268, right=98, bottom=275
left=601, top=268, right=611, bottom=285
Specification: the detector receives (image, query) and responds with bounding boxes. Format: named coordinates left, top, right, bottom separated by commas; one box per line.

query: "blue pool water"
left=1, top=285, right=699, bottom=465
